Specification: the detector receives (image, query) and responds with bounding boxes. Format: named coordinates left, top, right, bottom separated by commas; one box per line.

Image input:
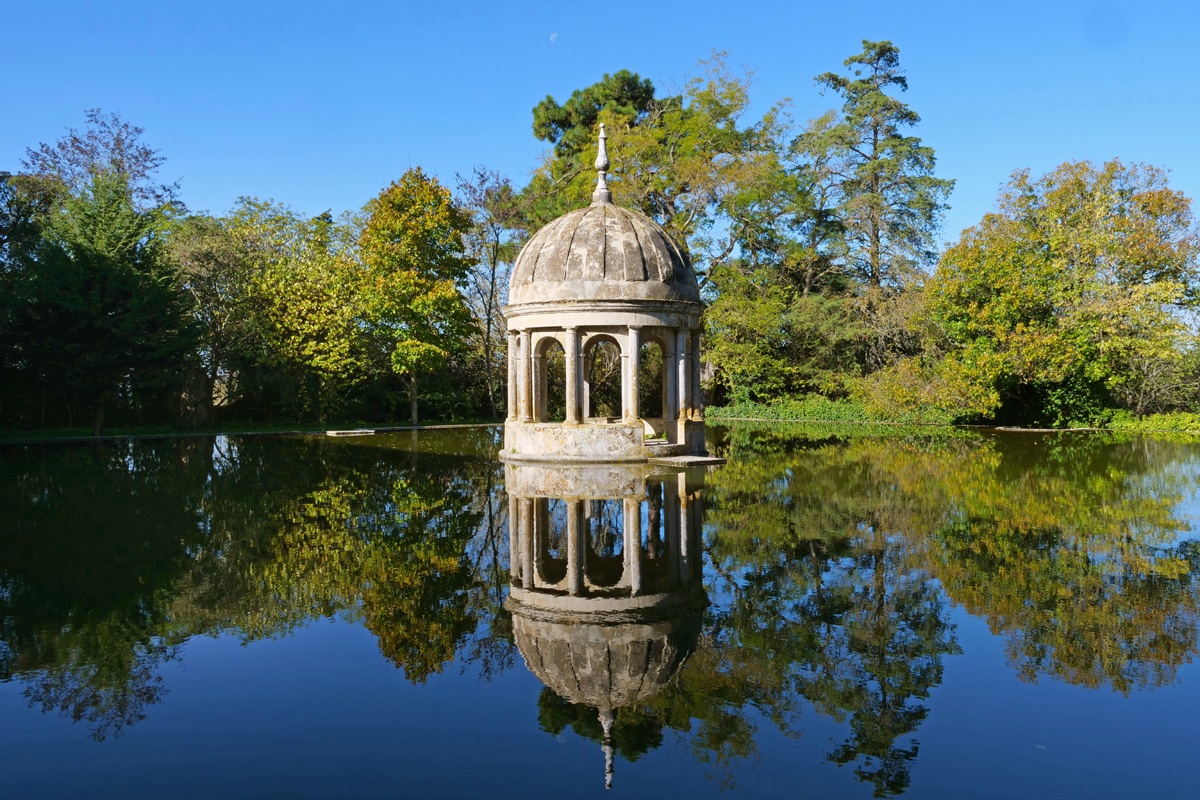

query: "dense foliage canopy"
left=3, top=41, right=1198, bottom=433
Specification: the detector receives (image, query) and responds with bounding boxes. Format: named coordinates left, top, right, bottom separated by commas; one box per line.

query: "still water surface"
left=2, top=424, right=1199, bottom=798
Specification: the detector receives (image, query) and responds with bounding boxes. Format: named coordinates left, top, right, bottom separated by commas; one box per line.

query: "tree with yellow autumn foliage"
left=878, top=160, right=1200, bottom=426
left=359, top=168, right=475, bottom=425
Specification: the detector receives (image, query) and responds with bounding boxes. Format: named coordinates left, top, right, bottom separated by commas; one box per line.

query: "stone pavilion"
left=503, top=125, right=708, bottom=463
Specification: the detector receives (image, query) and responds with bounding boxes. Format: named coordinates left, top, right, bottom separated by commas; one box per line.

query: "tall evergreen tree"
left=815, top=40, right=953, bottom=290
left=11, top=171, right=193, bottom=433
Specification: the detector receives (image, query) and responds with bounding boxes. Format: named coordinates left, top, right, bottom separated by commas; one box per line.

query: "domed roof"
left=508, top=203, right=701, bottom=306
left=512, top=613, right=701, bottom=711
left=507, top=125, right=702, bottom=308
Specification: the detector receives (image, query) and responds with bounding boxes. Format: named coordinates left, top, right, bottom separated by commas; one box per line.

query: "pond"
left=2, top=423, right=1199, bottom=798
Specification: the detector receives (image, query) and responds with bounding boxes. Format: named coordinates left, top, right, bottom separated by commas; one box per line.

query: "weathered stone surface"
left=505, top=462, right=647, bottom=498
left=510, top=608, right=702, bottom=711
left=508, top=203, right=700, bottom=307
left=504, top=421, right=644, bottom=462
left=503, top=134, right=709, bottom=463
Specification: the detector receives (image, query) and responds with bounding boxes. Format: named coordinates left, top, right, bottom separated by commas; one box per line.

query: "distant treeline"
left=3, top=41, right=1198, bottom=434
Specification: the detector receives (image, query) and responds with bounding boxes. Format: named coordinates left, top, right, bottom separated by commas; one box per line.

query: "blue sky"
left=5, top=0, right=1196, bottom=244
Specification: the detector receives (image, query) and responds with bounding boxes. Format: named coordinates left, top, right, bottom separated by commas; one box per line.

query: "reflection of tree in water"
left=694, top=424, right=1200, bottom=794
left=937, top=519, right=1200, bottom=691
left=899, top=432, right=1200, bottom=694
left=6, top=421, right=1200, bottom=792
left=0, top=439, right=211, bottom=739
left=360, top=470, right=482, bottom=683
left=537, top=688, right=664, bottom=760
left=0, top=431, right=514, bottom=736
left=19, top=635, right=177, bottom=742
left=583, top=499, right=623, bottom=557
left=684, top=521, right=957, bottom=794
left=798, top=524, right=959, bottom=797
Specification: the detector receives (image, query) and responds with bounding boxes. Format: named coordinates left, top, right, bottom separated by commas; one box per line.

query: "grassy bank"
left=708, top=398, right=1200, bottom=437
left=707, top=396, right=956, bottom=426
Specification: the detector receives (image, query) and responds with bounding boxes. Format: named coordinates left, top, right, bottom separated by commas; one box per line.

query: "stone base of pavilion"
left=507, top=582, right=707, bottom=624
left=502, top=418, right=709, bottom=464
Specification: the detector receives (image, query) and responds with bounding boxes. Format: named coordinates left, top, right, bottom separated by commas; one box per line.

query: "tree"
left=8, top=171, right=194, bottom=434
left=456, top=168, right=526, bottom=418
left=533, top=69, right=656, bottom=160
left=814, top=40, right=953, bottom=292
left=2, top=112, right=195, bottom=432
left=22, top=108, right=181, bottom=210
left=527, top=70, right=657, bottom=225
left=359, top=168, right=475, bottom=425
left=918, top=159, right=1200, bottom=425
left=525, top=55, right=793, bottom=281
left=165, top=215, right=257, bottom=425
left=226, top=198, right=368, bottom=422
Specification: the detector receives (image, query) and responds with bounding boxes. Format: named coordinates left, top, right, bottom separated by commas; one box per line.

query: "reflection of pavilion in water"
left=505, top=462, right=707, bottom=789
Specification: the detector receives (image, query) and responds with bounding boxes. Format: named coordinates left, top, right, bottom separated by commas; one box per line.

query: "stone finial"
left=592, top=123, right=612, bottom=205
left=600, top=707, right=616, bottom=789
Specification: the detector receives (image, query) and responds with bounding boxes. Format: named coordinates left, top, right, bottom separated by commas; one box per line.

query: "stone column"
left=689, top=330, right=703, bottom=419
left=666, top=478, right=681, bottom=587
left=676, top=330, right=690, bottom=419
left=508, top=493, right=519, bottom=585
left=624, top=326, right=641, bottom=421
left=582, top=349, right=592, bottom=420
left=678, top=474, right=691, bottom=586
left=565, top=327, right=580, bottom=424
left=506, top=331, right=518, bottom=421
left=533, top=350, right=546, bottom=422
left=624, top=496, right=643, bottom=595
left=520, top=497, right=535, bottom=588
left=566, top=499, right=584, bottom=596
left=518, top=330, right=533, bottom=422
left=664, top=332, right=677, bottom=422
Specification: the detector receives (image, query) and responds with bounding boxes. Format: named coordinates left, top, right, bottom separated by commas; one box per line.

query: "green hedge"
left=1105, top=411, right=1200, bottom=435
left=707, top=395, right=955, bottom=425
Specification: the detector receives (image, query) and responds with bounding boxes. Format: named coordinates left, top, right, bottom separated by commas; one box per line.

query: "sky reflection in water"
left=2, top=424, right=1199, bottom=798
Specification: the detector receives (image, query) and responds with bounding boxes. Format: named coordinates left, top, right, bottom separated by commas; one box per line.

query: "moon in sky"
left=550, top=32, right=558, bottom=42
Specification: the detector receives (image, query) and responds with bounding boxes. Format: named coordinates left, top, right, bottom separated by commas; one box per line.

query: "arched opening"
left=638, top=339, right=666, bottom=420
left=640, top=480, right=673, bottom=589
left=537, top=338, right=566, bottom=423
left=585, top=338, right=622, bottom=420
left=535, top=498, right=567, bottom=585
left=584, top=498, right=624, bottom=588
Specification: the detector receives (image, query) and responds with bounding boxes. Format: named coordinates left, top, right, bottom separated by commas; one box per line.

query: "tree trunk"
left=92, top=399, right=105, bottom=437
left=206, top=354, right=220, bottom=426
left=484, top=333, right=498, bottom=420
left=409, top=373, right=419, bottom=427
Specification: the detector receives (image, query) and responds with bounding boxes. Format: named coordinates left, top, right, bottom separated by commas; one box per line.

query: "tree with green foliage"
left=360, top=169, right=475, bottom=425
left=911, top=159, right=1200, bottom=425
left=706, top=264, right=869, bottom=403
left=456, top=167, right=526, bottom=418
left=814, top=40, right=953, bottom=292
left=528, top=70, right=657, bottom=224
left=533, top=69, right=656, bottom=160
left=7, top=171, right=194, bottom=434
left=526, top=54, right=792, bottom=276
left=225, top=198, right=368, bottom=422
left=1, top=112, right=196, bottom=433
left=165, top=214, right=257, bottom=425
